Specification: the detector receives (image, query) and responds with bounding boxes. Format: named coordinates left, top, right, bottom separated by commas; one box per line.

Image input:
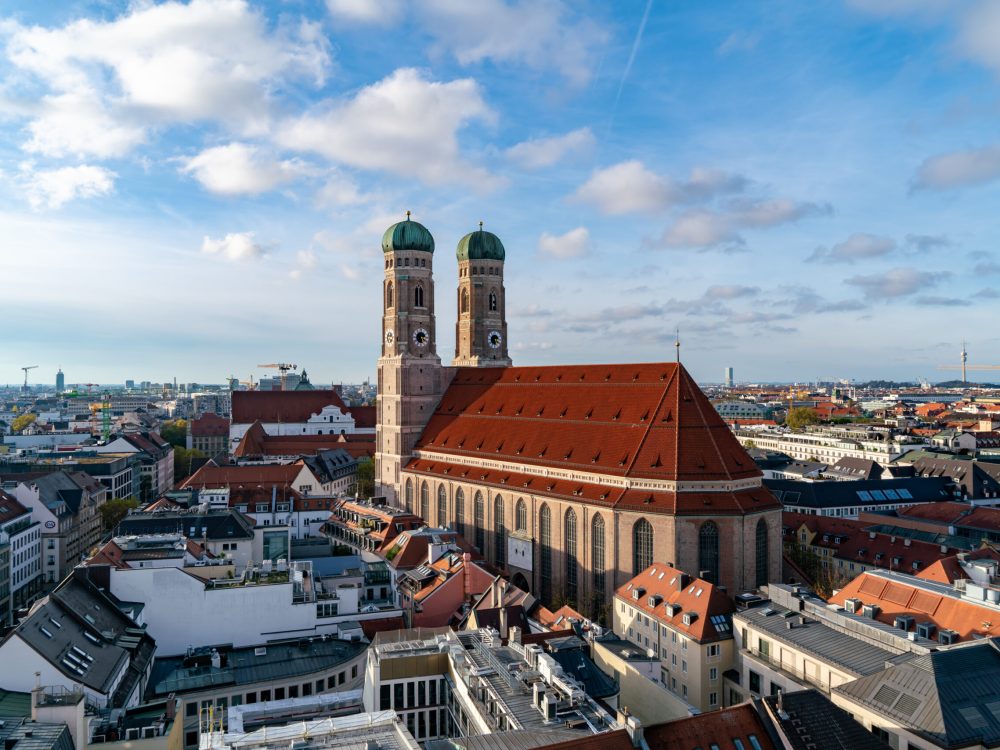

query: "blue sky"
left=2, top=0, right=999, bottom=387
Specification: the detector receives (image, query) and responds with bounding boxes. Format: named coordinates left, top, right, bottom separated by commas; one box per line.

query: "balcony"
left=742, top=646, right=830, bottom=693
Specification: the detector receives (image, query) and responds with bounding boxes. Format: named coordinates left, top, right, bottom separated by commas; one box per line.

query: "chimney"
left=499, top=606, right=508, bottom=640
left=30, top=673, right=42, bottom=721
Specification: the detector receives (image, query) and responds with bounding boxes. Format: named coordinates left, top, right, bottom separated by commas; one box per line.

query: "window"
left=709, top=691, right=718, bottom=707
left=540, top=504, right=552, bottom=603
left=633, top=518, right=653, bottom=575
left=592, top=514, right=606, bottom=615
left=699, top=521, right=720, bottom=584
left=708, top=643, right=721, bottom=658
left=414, top=284, right=424, bottom=307
left=380, top=685, right=391, bottom=710
left=516, top=498, right=527, bottom=532
left=455, top=488, right=465, bottom=538
left=420, top=482, right=429, bottom=521
left=494, top=495, right=506, bottom=567
left=185, top=702, right=197, bottom=718
left=394, top=683, right=404, bottom=708
left=385, top=281, right=393, bottom=309
left=749, top=670, right=761, bottom=695
left=405, top=479, right=413, bottom=513
left=437, top=485, right=447, bottom=528
left=710, top=667, right=718, bottom=681
left=755, top=519, right=768, bottom=588
left=460, top=288, right=469, bottom=314
left=474, top=492, right=486, bottom=553
left=489, top=290, right=498, bottom=312
left=560, top=507, right=578, bottom=603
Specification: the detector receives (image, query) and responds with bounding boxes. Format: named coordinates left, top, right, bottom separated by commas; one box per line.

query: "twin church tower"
left=376, top=215, right=511, bottom=502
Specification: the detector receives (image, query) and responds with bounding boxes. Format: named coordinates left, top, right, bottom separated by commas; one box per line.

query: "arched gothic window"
left=404, top=479, right=413, bottom=513
left=489, top=290, right=498, bottom=312
left=699, top=521, right=720, bottom=584
left=515, top=499, right=527, bottom=532
left=755, top=519, right=769, bottom=588
left=420, top=481, right=429, bottom=522
left=494, top=495, right=506, bottom=568
left=565, top=509, right=578, bottom=604
left=592, top=514, right=606, bottom=615
left=455, top=488, right=465, bottom=538
left=385, top=281, right=393, bottom=309
left=437, top=485, right=447, bottom=528
left=474, top=492, right=485, bottom=553
left=539, top=504, right=552, bottom=604
left=460, top=288, right=469, bottom=314
left=632, top=518, right=653, bottom=575
left=415, top=284, right=424, bottom=307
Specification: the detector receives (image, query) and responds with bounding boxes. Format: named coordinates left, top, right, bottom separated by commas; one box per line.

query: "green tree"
left=174, top=446, right=207, bottom=483
left=785, top=407, right=819, bottom=430
left=100, top=497, right=139, bottom=531
left=159, top=419, right=187, bottom=447
left=349, top=458, right=375, bottom=499
left=744, top=439, right=757, bottom=450
left=11, top=413, right=37, bottom=433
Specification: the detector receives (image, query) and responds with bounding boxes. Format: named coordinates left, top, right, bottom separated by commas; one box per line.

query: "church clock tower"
left=453, top=224, right=512, bottom=368
left=376, top=214, right=445, bottom=506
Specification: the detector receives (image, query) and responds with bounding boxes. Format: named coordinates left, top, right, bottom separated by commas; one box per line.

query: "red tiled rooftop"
left=180, top=462, right=302, bottom=489
left=644, top=703, right=777, bottom=750
left=0, top=490, right=29, bottom=524
left=190, top=413, right=230, bottom=437
left=232, top=389, right=349, bottom=424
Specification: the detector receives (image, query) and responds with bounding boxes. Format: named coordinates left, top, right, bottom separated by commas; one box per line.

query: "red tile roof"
left=415, top=363, right=762, bottom=484
left=180, top=462, right=302, bottom=489
left=615, top=563, right=734, bottom=642
left=917, top=548, right=1000, bottom=584
left=382, top=528, right=476, bottom=569
left=350, top=405, right=376, bottom=429
left=0, top=490, right=29, bottom=524
left=233, top=421, right=374, bottom=459
left=189, top=413, right=230, bottom=437
left=898, top=502, right=1000, bottom=532
left=231, top=389, right=349, bottom=424
left=644, top=703, right=777, bottom=750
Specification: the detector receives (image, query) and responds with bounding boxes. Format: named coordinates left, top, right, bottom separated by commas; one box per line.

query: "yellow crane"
left=257, top=363, right=297, bottom=390
left=937, top=342, right=1000, bottom=384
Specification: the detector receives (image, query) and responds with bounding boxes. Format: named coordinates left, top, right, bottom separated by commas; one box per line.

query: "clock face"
left=488, top=330, right=502, bottom=349
left=384, top=329, right=394, bottom=345
left=412, top=327, right=429, bottom=347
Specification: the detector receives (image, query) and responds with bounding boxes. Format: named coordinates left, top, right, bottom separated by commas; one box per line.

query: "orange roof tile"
left=232, top=389, right=349, bottom=424
left=644, top=703, right=776, bottom=750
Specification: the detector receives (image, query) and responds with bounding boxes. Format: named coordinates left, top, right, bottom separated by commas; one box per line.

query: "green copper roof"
left=382, top=217, right=435, bottom=254
left=456, top=228, right=505, bottom=262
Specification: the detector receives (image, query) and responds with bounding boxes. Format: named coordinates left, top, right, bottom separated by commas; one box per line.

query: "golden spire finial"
left=405, top=210, right=411, bottom=220
left=479, top=220, right=484, bottom=231
left=675, top=327, right=680, bottom=363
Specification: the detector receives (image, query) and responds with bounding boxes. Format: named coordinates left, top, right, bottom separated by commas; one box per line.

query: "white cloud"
left=289, top=249, right=318, bottom=279
left=505, top=128, right=595, bottom=169
left=418, top=0, right=606, bottom=86
left=23, top=164, right=116, bottom=209
left=201, top=231, right=267, bottom=261
left=660, top=198, right=827, bottom=250
left=326, top=0, right=404, bottom=24
left=845, top=267, right=942, bottom=299
left=959, top=2, right=1000, bottom=74
left=572, top=160, right=746, bottom=216
left=807, top=232, right=896, bottom=263
left=5, top=0, right=331, bottom=157
left=913, top=145, right=1000, bottom=190
left=538, top=227, right=590, bottom=259
left=314, top=171, right=369, bottom=207
left=660, top=209, right=741, bottom=249
left=278, top=68, right=496, bottom=186
left=181, top=142, right=307, bottom=195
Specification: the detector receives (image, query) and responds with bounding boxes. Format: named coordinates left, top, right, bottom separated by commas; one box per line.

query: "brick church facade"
left=375, top=216, right=781, bottom=618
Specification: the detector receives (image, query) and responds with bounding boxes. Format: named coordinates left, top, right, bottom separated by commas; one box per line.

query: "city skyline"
left=2, top=0, right=999, bottom=383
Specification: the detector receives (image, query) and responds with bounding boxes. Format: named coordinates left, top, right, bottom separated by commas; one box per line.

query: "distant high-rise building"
left=55, top=369, right=64, bottom=392
left=725, top=366, right=734, bottom=388
left=125, top=379, right=135, bottom=389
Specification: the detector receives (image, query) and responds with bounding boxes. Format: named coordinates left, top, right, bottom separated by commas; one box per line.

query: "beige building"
left=613, top=565, right=735, bottom=712
left=374, top=217, right=782, bottom=618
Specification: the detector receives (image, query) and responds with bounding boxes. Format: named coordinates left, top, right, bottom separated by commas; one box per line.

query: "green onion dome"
left=456, top=226, right=505, bottom=262
left=382, top=214, right=435, bottom=254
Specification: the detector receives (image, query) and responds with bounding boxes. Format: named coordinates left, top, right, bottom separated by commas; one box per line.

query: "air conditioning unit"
left=894, top=615, right=914, bottom=631
left=126, top=729, right=140, bottom=741
left=939, top=629, right=958, bottom=645
left=861, top=604, right=880, bottom=619
left=916, top=621, right=936, bottom=639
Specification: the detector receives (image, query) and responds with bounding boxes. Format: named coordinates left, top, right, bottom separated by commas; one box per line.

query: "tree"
left=100, top=497, right=139, bottom=531
left=349, top=458, right=375, bottom=499
left=744, top=440, right=757, bottom=450
left=159, top=419, right=187, bottom=448
left=11, top=413, right=37, bottom=434
left=785, top=407, right=819, bottom=430
left=174, top=446, right=207, bottom=483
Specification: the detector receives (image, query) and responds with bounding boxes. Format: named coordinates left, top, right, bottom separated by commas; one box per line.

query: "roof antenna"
left=675, top=327, right=680, bottom=364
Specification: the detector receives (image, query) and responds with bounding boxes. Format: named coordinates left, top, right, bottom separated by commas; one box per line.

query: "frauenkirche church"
left=375, top=215, right=781, bottom=615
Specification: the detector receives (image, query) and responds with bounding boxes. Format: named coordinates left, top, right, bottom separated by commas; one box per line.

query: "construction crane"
left=21, top=365, right=38, bottom=390
left=81, top=383, right=99, bottom=394
left=937, top=341, right=1000, bottom=384
left=239, top=375, right=257, bottom=391
left=89, top=393, right=112, bottom=442
left=258, top=363, right=297, bottom=391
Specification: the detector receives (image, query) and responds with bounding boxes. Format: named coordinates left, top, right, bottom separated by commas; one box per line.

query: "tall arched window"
left=632, top=518, right=653, bottom=575
left=420, top=481, right=429, bottom=522
left=474, top=492, right=485, bottom=553
left=755, top=519, right=769, bottom=588
left=385, top=281, right=393, bottom=309
left=404, top=479, right=413, bottom=513
left=515, top=499, right=527, bottom=532
left=437, top=485, right=447, bottom=528
left=414, top=284, right=424, bottom=307
left=489, top=290, right=498, bottom=312
left=460, top=288, right=469, bottom=314
left=592, top=514, right=606, bottom=615
left=539, top=504, right=552, bottom=604
left=699, top=521, right=720, bottom=584
left=455, top=488, right=465, bottom=538
left=494, top=495, right=506, bottom=568
left=565, top=509, right=578, bottom=604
